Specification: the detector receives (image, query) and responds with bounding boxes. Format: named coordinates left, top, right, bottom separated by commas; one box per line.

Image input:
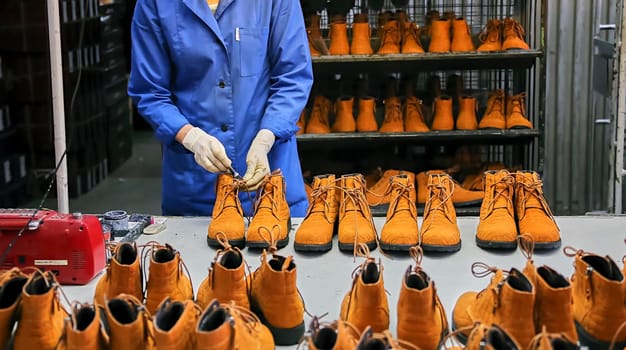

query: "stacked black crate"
left=0, top=0, right=108, bottom=198
left=99, top=0, right=132, bottom=173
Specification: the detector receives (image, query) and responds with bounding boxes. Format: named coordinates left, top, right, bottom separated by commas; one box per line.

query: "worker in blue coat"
left=128, top=0, right=313, bottom=217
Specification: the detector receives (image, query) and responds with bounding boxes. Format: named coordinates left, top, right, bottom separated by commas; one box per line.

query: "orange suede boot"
left=249, top=247, right=304, bottom=345
left=306, top=14, right=329, bottom=56
left=452, top=265, right=535, bottom=348
left=431, top=95, right=454, bottom=130
left=144, top=243, right=194, bottom=314
left=456, top=95, right=478, bottom=130
left=401, top=21, right=425, bottom=54
left=195, top=299, right=274, bottom=350
left=379, top=175, right=418, bottom=251
left=207, top=173, right=245, bottom=248
left=57, top=303, right=109, bottom=350
left=519, top=237, right=577, bottom=343
left=351, top=14, right=374, bottom=55
left=515, top=171, right=560, bottom=249
left=296, top=109, right=306, bottom=134
left=366, top=169, right=415, bottom=209
left=397, top=247, right=448, bottom=350
left=356, top=97, right=378, bottom=132
left=477, top=19, right=503, bottom=51
left=404, top=96, right=429, bottom=132
left=461, top=162, right=507, bottom=191
left=300, top=316, right=360, bottom=350
left=502, top=18, right=530, bottom=50
left=340, top=245, right=389, bottom=333
left=565, top=246, right=626, bottom=349
left=332, top=97, right=357, bottom=132
left=416, top=170, right=483, bottom=207
left=94, top=242, right=143, bottom=307
left=0, top=269, right=28, bottom=348
left=479, top=90, right=506, bottom=129
left=247, top=171, right=291, bottom=249
left=338, top=174, right=378, bottom=251
left=527, top=327, right=579, bottom=350
left=104, top=294, right=155, bottom=350
left=306, top=95, right=332, bottom=134
left=476, top=170, right=518, bottom=249
left=329, top=18, right=350, bottom=55
left=153, top=298, right=200, bottom=350
left=419, top=173, right=462, bottom=252
left=377, top=19, right=401, bottom=54
left=355, top=327, right=420, bottom=349
left=294, top=174, right=339, bottom=252
left=379, top=97, right=404, bottom=132
left=429, top=18, right=451, bottom=52
left=506, top=93, right=533, bottom=129
left=197, top=233, right=250, bottom=309
left=13, top=270, right=68, bottom=350
left=451, top=18, right=475, bottom=52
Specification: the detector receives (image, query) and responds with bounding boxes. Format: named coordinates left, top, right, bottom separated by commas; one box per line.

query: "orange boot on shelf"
left=356, top=96, right=378, bottom=132
left=338, top=174, right=378, bottom=252
left=340, top=244, right=389, bottom=333
left=456, top=95, right=478, bottom=130
left=57, top=303, right=109, bottom=350
left=196, top=233, right=250, bottom=309
left=143, top=243, right=194, bottom=314
left=379, top=96, right=404, bottom=132
left=397, top=247, right=448, bottom=350
left=153, top=298, right=199, bottom=350
left=247, top=171, right=291, bottom=249
left=296, top=109, right=306, bottom=134
left=351, top=13, right=374, bottom=55
left=506, top=93, right=533, bottom=129
left=300, top=316, right=360, bottom=350
left=404, top=96, right=429, bottom=132
left=502, top=17, right=530, bottom=50
left=416, top=170, right=483, bottom=207
left=94, top=242, right=143, bottom=307
left=332, top=96, right=357, bottom=132
left=452, top=264, right=535, bottom=349
left=419, top=173, right=462, bottom=252
left=379, top=174, right=419, bottom=251
left=451, top=17, right=475, bottom=52
left=515, top=171, right=560, bottom=249
left=329, top=16, right=350, bottom=55
left=294, top=174, right=339, bottom=252
left=377, top=18, right=401, bottom=54
left=479, top=90, right=506, bottom=129
left=207, top=173, right=245, bottom=248
left=13, top=270, right=68, bottom=350
left=104, top=294, right=155, bottom=350
left=401, top=20, right=425, bottom=54
left=377, top=11, right=393, bottom=39
left=565, top=247, right=626, bottom=349
left=306, top=95, right=332, bottom=134
left=306, top=14, right=329, bottom=56
left=431, top=95, right=454, bottom=131
left=475, top=170, right=518, bottom=249
left=428, top=18, right=451, bottom=52
left=477, top=19, right=503, bottom=51
left=366, top=170, right=415, bottom=210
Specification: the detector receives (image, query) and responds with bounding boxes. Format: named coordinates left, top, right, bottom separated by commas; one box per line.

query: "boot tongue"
left=517, top=173, right=544, bottom=209
left=493, top=180, right=513, bottom=209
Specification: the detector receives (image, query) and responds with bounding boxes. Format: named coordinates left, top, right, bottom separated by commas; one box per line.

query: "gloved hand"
left=181, top=127, right=232, bottom=172
left=242, top=129, right=276, bottom=190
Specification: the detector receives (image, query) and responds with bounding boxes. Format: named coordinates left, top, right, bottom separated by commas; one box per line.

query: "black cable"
left=0, top=14, right=87, bottom=265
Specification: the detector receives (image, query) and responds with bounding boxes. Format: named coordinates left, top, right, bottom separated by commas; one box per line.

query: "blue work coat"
left=128, top=0, right=313, bottom=217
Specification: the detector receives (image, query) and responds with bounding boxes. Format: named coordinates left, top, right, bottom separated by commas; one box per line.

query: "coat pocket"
left=238, top=26, right=269, bottom=77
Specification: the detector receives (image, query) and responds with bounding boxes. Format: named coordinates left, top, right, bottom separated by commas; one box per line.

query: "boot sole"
left=294, top=242, right=332, bottom=252
left=450, top=319, right=469, bottom=345
left=421, top=241, right=461, bottom=253
left=533, top=239, right=561, bottom=250
left=476, top=237, right=517, bottom=250
left=417, top=199, right=482, bottom=208
left=338, top=240, right=377, bottom=252
left=575, top=320, right=626, bottom=350
left=207, top=237, right=246, bottom=249
left=251, top=300, right=304, bottom=346
left=246, top=218, right=292, bottom=250
left=379, top=241, right=415, bottom=252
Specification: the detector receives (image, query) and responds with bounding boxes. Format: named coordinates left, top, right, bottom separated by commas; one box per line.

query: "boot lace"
left=383, top=101, right=403, bottom=125
left=215, top=178, right=245, bottom=215
left=223, top=301, right=263, bottom=337
left=337, top=177, right=378, bottom=256
left=140, top=242, right=194, bottom=300
left=518, top=234, right=536, bottom=262
left=482, top=171, right=515, bottom=219
left=297, top=316, right=360, bottom=349
left=303, top=178, right=338, bottom=224
left=208, top=232, right=249, bottom=291
left=420, top=174, right=454, bottom=238
left=403, top=22, right=423, bottom=47
left=311, top=99, right=330, bottom=126
left=470, top=262, right=511, bottom=313
left=610, top=320, right=626, bottom=350
left=380, top=23, right=400, bottom=49
left=440, top=322, right=485, bottom=349
left=478, top=19, right=501, bottom=43
left=486, top=94, right=505, bottom=115
left=360, top=328, right=420, bottom=350
left=509, top=93, right=527, bottom=116
left=252, top=173, right=284, bottom=222
left=386, top=180, right=417, bottom=220
left=405, top=98, right=424, bottom=120
left=505, top=18, right=526, bottom=40
left=516, top=175, right=558, bottom=227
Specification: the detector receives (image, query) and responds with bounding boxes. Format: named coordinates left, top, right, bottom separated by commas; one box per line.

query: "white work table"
left=64, top=216, right=626, bottom=349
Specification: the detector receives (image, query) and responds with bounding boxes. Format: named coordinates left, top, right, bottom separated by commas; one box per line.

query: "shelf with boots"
left=296, top=129, right=539, bottom=143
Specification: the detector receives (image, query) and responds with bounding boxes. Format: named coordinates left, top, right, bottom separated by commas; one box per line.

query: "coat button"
left=220, top=124, right=228, bottom=132
left=218, top=81, right=225, bottom=88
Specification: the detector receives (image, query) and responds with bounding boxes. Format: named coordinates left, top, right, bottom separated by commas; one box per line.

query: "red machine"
left=0, top=209, right=106, bottom=285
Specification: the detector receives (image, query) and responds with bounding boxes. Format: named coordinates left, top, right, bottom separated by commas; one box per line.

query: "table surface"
left=64, top=216, right=626, bottom=349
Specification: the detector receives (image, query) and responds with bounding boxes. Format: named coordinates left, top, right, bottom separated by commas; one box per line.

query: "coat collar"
left=182, top=0, right=234, bottom=48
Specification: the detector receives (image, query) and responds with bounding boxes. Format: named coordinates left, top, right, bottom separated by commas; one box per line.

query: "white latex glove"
left=242, top=129, right=276, bottom=190
left=181, top=127, right=232, bottom=173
